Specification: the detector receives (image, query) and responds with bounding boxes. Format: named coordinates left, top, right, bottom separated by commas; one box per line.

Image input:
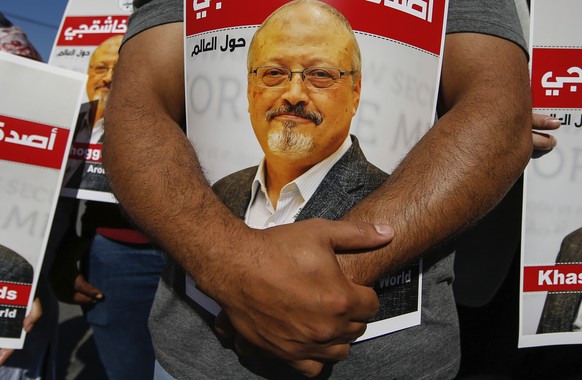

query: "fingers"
left=23, top=297, right=43, bottom=333
left=288, top=359, right=326, bottom=378
left=532, top=131, right=557, bottom=152
left=234, top=335, right=260, bottom=357
left=320, top=220, right=394, bottom=252
left=531, top=114, right=559, bottom=154
left=532, top=113, right=561, bottom=131
left=214, top=310, right=235, bottom=338
left=350, top=284, right=380, bottom=322
left=0, top=349, right=15, bottom=366
left=72, top=275, right=104, bottom=304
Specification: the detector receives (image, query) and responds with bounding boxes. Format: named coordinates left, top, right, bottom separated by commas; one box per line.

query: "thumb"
left=73, top=274, right=104, bottom=303
left=288, top=359, right=326, bottom=378
left=326, top=220, right=394, bottom=252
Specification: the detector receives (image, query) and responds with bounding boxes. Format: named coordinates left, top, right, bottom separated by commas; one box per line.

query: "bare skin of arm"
left=337, top=33, right=533, bottom=283
left=228, top=33, right=535, bottom=374
left=103, top=22, right=393, bottom=375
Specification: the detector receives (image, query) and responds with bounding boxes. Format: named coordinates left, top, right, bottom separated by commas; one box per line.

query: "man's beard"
left=265, top=103, right=322, bottom=155
left=267, top=126, right=314, bottom=155
left=95, top=89, right=109, bottom=108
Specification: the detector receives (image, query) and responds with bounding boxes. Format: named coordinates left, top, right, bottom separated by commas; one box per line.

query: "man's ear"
left=352, top=76, right=362, bottom=115
left=247, top=75, right=252, bottom=114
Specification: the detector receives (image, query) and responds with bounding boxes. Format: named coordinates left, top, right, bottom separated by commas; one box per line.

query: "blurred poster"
left=48, top=0, right=132, bottom=203
left=0, top=51, right=85, bottom=348
left=184, top=0, right=448, bottom=341
left=520, top=0, right=582, bottom=348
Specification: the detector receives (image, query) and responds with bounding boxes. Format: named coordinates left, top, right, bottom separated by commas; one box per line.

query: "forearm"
left=103, top=23, right=250, bottom=299
left=339, top=33, right=533, bottom=284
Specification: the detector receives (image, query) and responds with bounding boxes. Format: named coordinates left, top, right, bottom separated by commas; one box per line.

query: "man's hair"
left=247, top=0, right=361, bottom=82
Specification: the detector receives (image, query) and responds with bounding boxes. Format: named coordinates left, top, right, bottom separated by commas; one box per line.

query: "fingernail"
left=543, top=117, right=561, bottom=128
left=374, top=224, right=394, bottom=237
left=95, top=293, right=103, bottom=300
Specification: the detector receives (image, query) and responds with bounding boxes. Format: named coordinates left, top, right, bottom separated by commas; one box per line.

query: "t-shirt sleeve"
left=122, top=0, right=183, bottom=45
left=447, top=0, right=528, bottom=54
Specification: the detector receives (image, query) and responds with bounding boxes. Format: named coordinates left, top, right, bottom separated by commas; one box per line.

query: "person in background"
left=0, top=13, right=41, bottom=61
left=50, top=35, right=165, bottom=380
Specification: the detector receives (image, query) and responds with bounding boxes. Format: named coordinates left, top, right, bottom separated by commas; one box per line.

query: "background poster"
left=184, top=0, right=448, bottom=340
left=0, top=52, right=85, bottom=348
left=48, top=0, right=132, bottom=203
left=520, top=0, right=582, bottom=348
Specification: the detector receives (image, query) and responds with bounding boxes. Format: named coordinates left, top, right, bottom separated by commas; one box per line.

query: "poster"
left=48, top=0, right=132, bottom=203
left=183, top=0, right=448, bottom=341
left=0, top=51, right=85, bottom=348
left=519, top=0, right=582, bottom=348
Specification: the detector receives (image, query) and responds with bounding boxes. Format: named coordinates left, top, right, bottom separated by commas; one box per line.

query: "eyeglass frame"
left=89, top=64, right=116, bottom=76
left=248, top=66, right=357, bottom=89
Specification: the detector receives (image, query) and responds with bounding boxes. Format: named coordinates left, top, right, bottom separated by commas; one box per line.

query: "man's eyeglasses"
left=249, top=66, right=356, bottom=89
left=89, top=65, right=115, bottom=76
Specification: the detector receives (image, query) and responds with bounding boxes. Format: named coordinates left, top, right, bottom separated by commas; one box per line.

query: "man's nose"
left=281, top=73, right=309, bottom=105
left=103, top=69, right=114, bottom=82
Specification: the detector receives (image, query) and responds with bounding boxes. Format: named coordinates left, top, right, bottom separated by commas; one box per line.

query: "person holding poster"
left=104, top=0, right=532, bottom=378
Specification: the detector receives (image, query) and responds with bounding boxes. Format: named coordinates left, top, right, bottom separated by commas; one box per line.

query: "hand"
left=532, top=113, right=560, bottom=157
left=0, top=297, right=43, bottom=366
left=49, top=237, right=103, bottom=304
left=206, top=219, right=393, bottom=377
left=67, top=273, right=104, bottom=304
left=215, top=312, right=326, bottom=377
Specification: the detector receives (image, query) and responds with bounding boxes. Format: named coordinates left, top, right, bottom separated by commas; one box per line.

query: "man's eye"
left=264, top=69, right=286, bottom=77
left=309, top=69, right=333, bottom=79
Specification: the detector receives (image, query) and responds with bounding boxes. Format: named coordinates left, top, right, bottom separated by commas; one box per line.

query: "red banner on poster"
left=531, top=48, right=582, bottom=109
left=523, top=264, right=582, bottom=292
left=0, top=282, right=32, bottom=308
left=0, top=114, right=70, bottom=169
left=56, top=15, right=128, bottom=46
left=185, top=0, right=446, bottom=55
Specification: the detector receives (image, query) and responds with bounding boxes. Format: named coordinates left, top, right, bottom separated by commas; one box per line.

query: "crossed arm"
left=103, top=22, right=391, bottom=369
left=337, top=32, right=533, bottom=284
left=104, top=23, right=534, bottom=376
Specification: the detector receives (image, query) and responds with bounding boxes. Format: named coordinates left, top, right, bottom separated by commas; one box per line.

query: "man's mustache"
left=265, top=104, right=324, bottom=125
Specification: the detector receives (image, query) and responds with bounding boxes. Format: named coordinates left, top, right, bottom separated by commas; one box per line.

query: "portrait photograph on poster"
left=183, top=0, right=448, bottom=342
left=520, top=0, right=582, bottom=348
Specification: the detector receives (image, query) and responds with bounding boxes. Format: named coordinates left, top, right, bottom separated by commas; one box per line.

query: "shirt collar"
left=249, top=135, right=352, bottom=210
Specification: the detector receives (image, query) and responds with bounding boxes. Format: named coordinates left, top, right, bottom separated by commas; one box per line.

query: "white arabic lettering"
left=366, top=0, right=433, bottom=22
left=63, top=17, right=127, bottom=41
left=542, top=66, right=582, bottom=96
left=193, top=0, right=211, bottom=11
left=0, top=122, right=58, bottom=150
left=193, top=0, right=222, bottom=20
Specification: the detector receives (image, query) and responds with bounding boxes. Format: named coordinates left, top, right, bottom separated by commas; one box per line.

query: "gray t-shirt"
left=123, top=1, right=527, bottom=378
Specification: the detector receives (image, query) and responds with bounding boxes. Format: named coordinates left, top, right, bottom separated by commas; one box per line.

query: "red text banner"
left=186, top=0, right=446, bottom=55
left=531, top=48, right=582, bottom=109
left=524, top=264, right=582, bottom=292
left=56, top=15, right=129, bottom=46
left=0, top=282, right=32, bottom=308
left=0, top=114, right=70, bottom=169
